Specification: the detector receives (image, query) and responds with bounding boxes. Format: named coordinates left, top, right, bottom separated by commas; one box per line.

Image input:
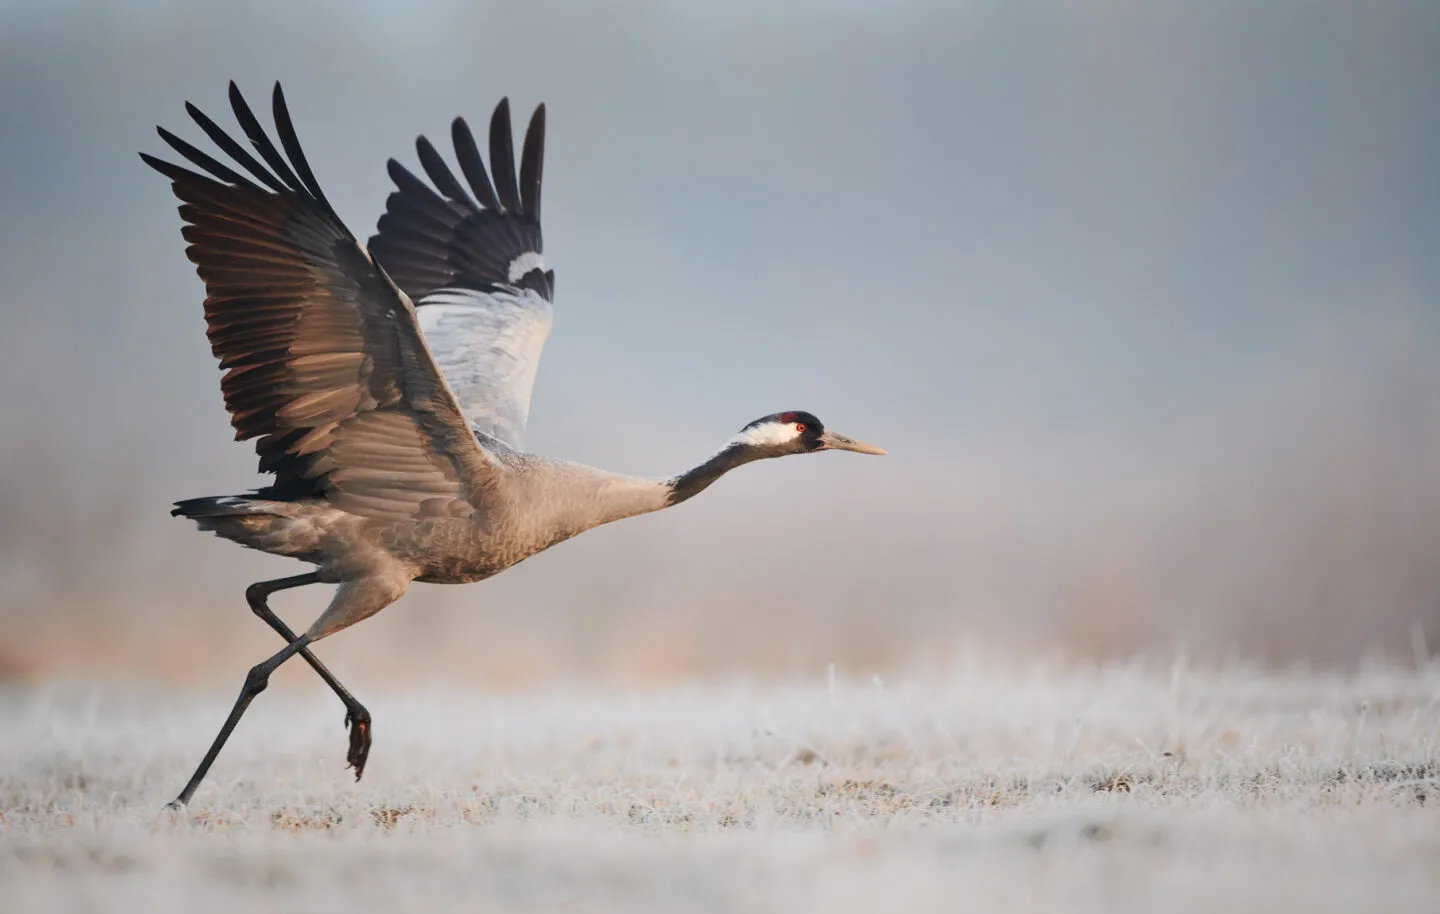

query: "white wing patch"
left=507, top=251, right=545, bottom=283
left=730, top=420, right=801, bottom=448
left=417, top=286, right=553, bottom=449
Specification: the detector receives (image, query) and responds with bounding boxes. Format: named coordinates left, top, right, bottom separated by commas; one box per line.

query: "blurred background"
left=1, top=0, right=1437, bottom=686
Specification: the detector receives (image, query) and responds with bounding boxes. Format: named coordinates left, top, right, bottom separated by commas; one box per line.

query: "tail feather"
left=172, top=494, right=325, bottom=560
left=171, top=495, right=270, bottom=518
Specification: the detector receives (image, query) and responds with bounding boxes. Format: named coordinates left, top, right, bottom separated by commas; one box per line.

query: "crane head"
left=730, top=411, right=886, bottom=457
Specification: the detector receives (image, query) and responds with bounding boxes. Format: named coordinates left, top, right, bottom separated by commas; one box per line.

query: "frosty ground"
left=2, top=655, right=1438, bottom=913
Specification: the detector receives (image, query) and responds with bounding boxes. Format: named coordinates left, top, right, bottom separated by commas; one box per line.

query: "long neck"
left=666, top=443, right=765, bottom=506
left=524, top=444, right=766, bottom=544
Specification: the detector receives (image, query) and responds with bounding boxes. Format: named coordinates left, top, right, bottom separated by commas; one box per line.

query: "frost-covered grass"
left=3, top=656, right=1439, bottom=913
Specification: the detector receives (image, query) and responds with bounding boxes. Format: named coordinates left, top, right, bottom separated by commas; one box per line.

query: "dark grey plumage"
left=145, top=82, right=884, bottom=808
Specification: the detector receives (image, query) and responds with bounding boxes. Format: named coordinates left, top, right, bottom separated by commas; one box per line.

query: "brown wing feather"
left=144, top=81, right=501, bottom=520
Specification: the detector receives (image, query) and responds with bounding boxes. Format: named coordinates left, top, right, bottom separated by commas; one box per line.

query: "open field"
left=3, top=656, right=1439, bottom=913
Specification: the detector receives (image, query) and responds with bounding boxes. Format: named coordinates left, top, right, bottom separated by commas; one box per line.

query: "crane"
left=143, top=82, right=885, bottom=808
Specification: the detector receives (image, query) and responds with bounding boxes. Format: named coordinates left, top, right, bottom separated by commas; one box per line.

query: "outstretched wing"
left=143, top=82, right=503, bottom=520
left=368, top=99, right=553, bottom=450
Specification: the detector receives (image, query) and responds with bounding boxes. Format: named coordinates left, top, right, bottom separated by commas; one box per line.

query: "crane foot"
left=345, top=708, right=372, bottom=781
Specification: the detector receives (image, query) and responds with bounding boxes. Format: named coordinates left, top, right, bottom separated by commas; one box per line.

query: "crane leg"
left=246, top=574, right=373, bottom=780
left=166, top=633, right=311, bottom=809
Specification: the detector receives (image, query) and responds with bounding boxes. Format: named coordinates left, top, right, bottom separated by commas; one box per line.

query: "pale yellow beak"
left=818, top=430, right=887, bottom=455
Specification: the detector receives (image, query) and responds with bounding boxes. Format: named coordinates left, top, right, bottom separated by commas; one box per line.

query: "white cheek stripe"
left=508, top=251, right=545, bottom=282
left=731, top=422, right=799, bottom=448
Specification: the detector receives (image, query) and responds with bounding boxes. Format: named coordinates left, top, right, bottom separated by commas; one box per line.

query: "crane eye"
left=794, top=423, right=806, bottom=433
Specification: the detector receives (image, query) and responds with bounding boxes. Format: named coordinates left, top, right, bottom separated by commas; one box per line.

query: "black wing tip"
left=519, top=102, right=546, bottom=220
left=414, top=133, right=478, bottom=208
left=522, top=104, right=547, bottom=145
left=222, top=79, right=280, bottom=105
left=490, top=98, right=513, bottom=145
left=151, top=124, right=257, bottom=189
left=450, top=114, right=502, bottom=212
left=139, top=150, right=179, bottom=177
left=488, top=97, right=521, bottom=213
left=148, top=81, right=342, bottom=224
left=268, top=81, right=335, bottom=211
left=227, top=80, right=250, bottom=113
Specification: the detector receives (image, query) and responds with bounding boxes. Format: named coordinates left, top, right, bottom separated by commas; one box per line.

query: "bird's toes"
left=345, top=711, right=372, bottom=781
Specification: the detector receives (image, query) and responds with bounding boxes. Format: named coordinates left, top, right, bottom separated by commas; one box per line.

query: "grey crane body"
left=177, top=442, right=773, bottom=626
left=145, top=82, right=884, bottom=808
left=185, top=455, right=670, bottom=580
